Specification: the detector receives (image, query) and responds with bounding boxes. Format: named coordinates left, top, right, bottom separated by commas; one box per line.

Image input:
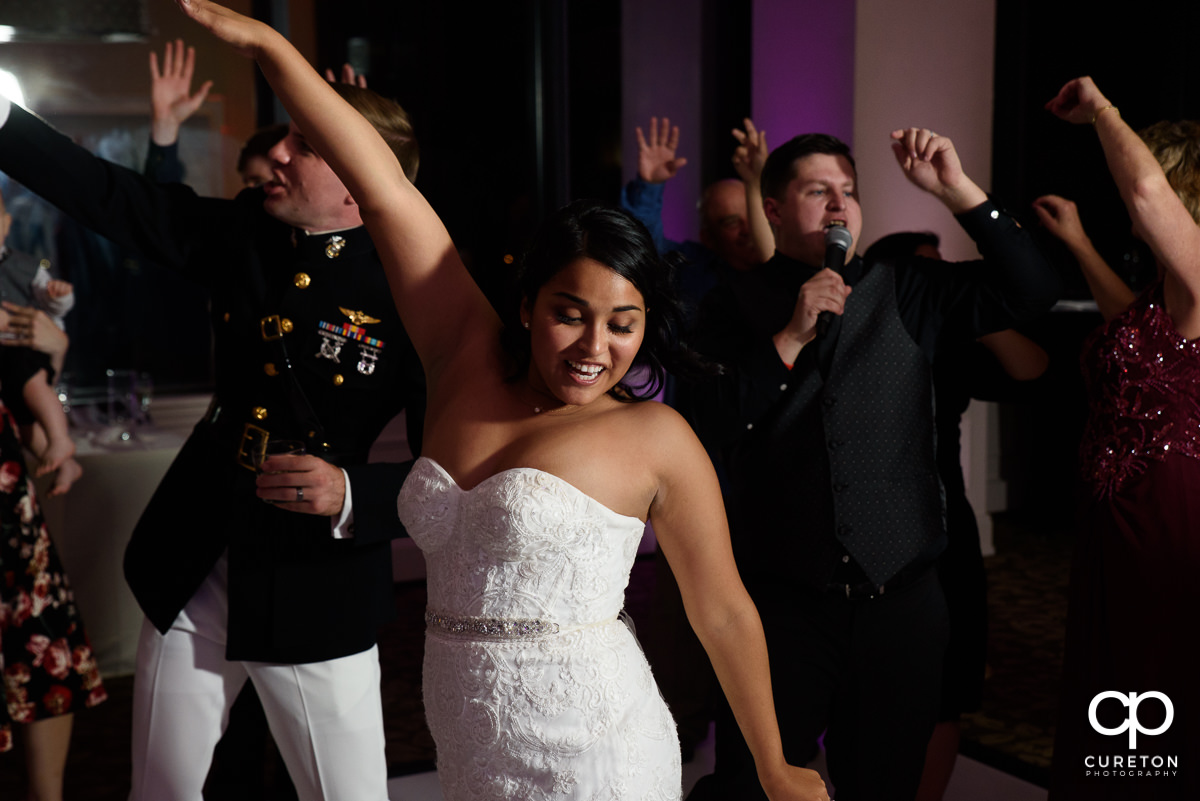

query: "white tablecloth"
left=36, top=428, right=185, bottom=677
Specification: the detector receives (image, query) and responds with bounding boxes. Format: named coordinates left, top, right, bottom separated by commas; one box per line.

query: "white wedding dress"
left=398, top=456, right=681, bottom=800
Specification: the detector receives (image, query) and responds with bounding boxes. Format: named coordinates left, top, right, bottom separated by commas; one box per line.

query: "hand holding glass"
left=254, top=439, right=306, bottom=473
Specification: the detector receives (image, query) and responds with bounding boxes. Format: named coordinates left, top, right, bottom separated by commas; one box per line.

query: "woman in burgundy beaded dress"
left=1034, top=77, right=1200, bottom=800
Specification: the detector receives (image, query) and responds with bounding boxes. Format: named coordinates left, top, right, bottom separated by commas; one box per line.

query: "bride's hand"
left=175, top=0, right=276, bottom=58
left=760, top=764, right=831, bottom=801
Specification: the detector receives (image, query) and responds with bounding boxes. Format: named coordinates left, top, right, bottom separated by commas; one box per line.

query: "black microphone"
left=816, top=223, right=854, bottom=338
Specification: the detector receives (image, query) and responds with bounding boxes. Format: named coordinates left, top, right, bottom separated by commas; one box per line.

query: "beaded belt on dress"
left=425, top=611, right=562, bottom=639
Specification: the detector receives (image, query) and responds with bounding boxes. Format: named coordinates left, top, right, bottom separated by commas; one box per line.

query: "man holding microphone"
left=682, top=128, right=1059, bottom=801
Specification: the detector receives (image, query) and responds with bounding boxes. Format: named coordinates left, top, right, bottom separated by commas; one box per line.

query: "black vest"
left=726, top=259, right=944, bottom=587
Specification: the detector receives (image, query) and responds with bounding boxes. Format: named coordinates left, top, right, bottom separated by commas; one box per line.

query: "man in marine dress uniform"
left=0, top=79, right=424, bottom=799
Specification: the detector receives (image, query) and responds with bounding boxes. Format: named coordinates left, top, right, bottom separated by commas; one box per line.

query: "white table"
left=36, top=400, right=424, bottom=677
left=37, top=428, right=186, bottom=677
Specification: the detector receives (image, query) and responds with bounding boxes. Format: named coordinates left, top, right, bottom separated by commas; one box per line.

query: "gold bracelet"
left=1091, top=105, right=1118, bottom=125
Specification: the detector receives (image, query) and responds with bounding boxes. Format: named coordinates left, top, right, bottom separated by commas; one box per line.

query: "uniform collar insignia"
left=340, top=307, right=381, bottom=326
left=324, top=235, right=346, bottom=259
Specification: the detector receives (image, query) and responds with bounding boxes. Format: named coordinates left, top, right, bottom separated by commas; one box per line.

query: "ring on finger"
left=296, top=486, right=304, bottom=502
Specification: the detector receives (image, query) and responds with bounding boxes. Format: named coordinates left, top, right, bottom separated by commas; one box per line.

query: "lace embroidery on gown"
left=398, top=457, right=681, bottom=801
left=1079, top=283, right=1200, bottom=498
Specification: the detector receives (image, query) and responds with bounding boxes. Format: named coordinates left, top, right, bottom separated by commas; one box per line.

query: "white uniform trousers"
left=128, top=554, right=390, bottom=801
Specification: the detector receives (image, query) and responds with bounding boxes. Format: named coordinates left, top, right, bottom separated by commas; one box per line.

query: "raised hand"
left=175, top=0, right=277, bottom=58
left=149, top=38, right=214, bottom=145
left=1033, top=193, right=1134, bottom=320
left=889, top=128, right=962, bottom=193
left=324, top=63, right=368, bottom=88
left=1045, top=77, right=1113, bottom=126
left=1033, top=194, right=1091, bottom=251
left=732, top=118, right=768, bottom=184
left=889, top=127, right=986, bottom=214
left=635, top=116, right=688, bottom=184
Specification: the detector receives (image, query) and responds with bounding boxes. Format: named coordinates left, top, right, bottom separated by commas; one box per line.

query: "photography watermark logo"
left=1084, top=691, right=1179, bottom=779
left=1089, top=691, right=1173, bottom=748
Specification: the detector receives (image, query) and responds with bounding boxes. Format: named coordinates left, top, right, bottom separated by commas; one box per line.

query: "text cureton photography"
left=1084, top=691, right=1180, bottom=780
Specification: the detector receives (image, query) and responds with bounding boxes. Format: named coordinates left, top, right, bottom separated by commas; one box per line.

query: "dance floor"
left=0, top=513, right=1066, bottom=799
left=959, top=513, right=1070, bottom=787
left=388, top=728, right=1048, bottom=800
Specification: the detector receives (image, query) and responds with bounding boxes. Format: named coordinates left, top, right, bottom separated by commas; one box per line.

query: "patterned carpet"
left=0, top=516, right=1070, bottom=798
left=960, top=513, right=1072, bottom=788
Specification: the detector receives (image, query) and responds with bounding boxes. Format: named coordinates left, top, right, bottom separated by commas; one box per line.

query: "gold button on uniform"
left=264, top=363, right=278, bottom=376
left=280, top=318, right=294, bottom=333
left=252, top=406, right=268, bottom=420
left=333, top=374, right=345, bottom=386
left=294, top=272, right=311, bottom=288
left=223, top=312, right=230, bottom=322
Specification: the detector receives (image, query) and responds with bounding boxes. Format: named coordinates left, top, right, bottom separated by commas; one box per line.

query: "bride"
left=179, top=2, right=829, bottom=799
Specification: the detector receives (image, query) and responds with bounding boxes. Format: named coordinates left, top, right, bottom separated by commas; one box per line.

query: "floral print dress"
left=0, top=404, right=105, bottom=751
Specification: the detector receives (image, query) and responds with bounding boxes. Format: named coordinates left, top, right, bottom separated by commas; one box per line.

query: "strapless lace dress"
left=398, top=457, right=681, bottom=800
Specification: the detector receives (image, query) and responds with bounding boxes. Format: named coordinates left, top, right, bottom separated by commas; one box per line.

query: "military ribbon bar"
left=319, top=320, right=385, bottom=349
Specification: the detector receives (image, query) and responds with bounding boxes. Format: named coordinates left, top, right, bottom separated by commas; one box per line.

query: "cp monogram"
left=1089, top=691, right=1174, bottom=749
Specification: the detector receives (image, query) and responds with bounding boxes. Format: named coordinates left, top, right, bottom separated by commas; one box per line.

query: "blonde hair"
left=332, top=83, right=420, bottom=183
left=1140, top=120, right=1200, bottom=224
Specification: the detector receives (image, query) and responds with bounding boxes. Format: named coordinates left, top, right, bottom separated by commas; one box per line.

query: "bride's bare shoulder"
left=613, top=400, right=704, bottom=455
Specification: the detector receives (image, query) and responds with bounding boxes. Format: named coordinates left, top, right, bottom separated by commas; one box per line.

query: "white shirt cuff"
left=331, top=468, right=355, bottom=539
left=0, top=97, right=11, bottom=128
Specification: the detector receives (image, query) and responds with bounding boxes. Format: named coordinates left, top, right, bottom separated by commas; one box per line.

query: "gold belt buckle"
left=260, top=314, right=284, bottom=341
left=237, top=423, right=269, bottom=471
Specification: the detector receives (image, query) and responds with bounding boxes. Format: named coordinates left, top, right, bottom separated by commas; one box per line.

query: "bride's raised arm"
left=177, top=0, right=495, bottom=376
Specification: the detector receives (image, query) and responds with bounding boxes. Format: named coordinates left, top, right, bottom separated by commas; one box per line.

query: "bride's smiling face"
left=521, top=257, right=646, bottom=408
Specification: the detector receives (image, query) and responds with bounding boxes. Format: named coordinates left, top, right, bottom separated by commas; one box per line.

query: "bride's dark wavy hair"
left=500, top=199, right=715, bottom=402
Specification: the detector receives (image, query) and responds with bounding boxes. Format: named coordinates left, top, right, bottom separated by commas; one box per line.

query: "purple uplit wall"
left=852, top=0, right=996, bottom=261
left=621, top=0, right=703, bottom=244
left=751, top=0, right=856, bottom=150
left=851, top=0, right=998, bottom=547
